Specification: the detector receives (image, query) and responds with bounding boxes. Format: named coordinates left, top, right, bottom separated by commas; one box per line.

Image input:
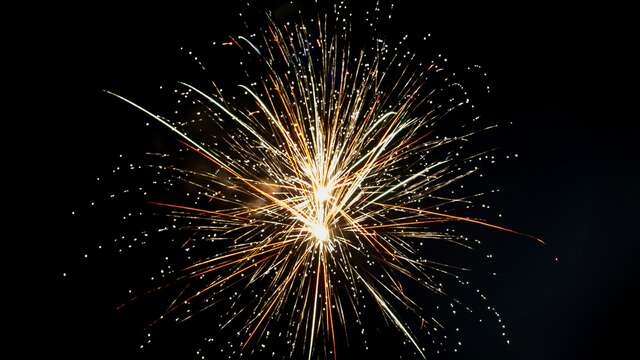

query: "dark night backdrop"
left=24, top=1, right=636, bottom=359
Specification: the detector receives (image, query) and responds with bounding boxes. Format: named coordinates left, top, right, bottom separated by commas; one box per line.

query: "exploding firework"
left=81, top=2, right=542, bottom=359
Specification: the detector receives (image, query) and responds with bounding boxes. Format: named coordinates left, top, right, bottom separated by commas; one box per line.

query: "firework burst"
left=94, top=3, right=541, bottom=359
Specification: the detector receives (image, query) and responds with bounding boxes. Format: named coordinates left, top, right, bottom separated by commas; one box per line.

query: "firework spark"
left=101, top=5, right=541, bottom=359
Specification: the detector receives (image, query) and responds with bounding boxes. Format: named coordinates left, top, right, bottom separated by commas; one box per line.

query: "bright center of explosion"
left=316, top=186, right=330, bottom=202
left=310, top=222, right=329, bottom=242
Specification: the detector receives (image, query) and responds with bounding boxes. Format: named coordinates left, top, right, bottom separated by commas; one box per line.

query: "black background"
left=24, top=1, right=637, bottom=359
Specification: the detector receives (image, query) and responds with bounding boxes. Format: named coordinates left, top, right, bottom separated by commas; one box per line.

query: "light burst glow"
left=310, top=223, right=330, bottom=243
left=102, top=5, right=541, bottom=359
left=315, top=186, right=331, bottom=203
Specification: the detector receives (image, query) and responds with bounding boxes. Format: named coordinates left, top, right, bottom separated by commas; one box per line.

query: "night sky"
left=30, top=1, right=636, bottom=359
